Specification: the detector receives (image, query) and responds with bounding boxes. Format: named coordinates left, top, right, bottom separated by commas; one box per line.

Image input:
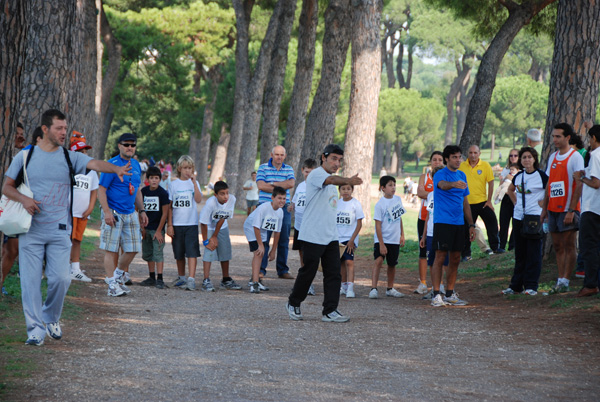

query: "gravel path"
left=13, top=214, right=600, bottom=401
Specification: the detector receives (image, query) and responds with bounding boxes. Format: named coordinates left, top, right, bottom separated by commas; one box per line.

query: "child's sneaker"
left=140, top=277, right=156, bottom=287
left=386, top=288, right=405, bottom=298
left=123, top=272, right=133, bottom=285
left=414, top=282, right=428, bottom=294
left=431, top=294, right=447, bottom=307
left=443, top=292, right=468, bottom=306
left=307, top=284, right=316, bottom=296
left=70, top=270, right=92, bottom=282
left=220, top=279, right=242, bottom=290
left=107, top=282, right=125, bottom=297
left=119, top=283, right=132, bottom=295
left=257, top=280, right=269, bottom=291
left=202, top=278, right=215, bottom=292
left=186, top=277, right=196, bottom=291
left=346, top=288, right=355, bottom=298
left=155, top=279, right=166, bottom=289
left=249, top=282, right=260, bottom=293
left=369, top=288, right=378, bottom=299
left=172, top=277, right=187, bottom=288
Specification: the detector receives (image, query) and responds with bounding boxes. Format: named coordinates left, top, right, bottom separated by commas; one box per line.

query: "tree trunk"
left=405, top=42, right=414, bottom=89
left=236, top=0, right=285, bottom=209
left=224, top=0, right=253, bottom=197
left=459, top=0, right=556, bottom=153
left=19, top=0, right=97, bottom=146
left=197, top=80, right=219, bottom=187
left=344, top=0, right=383, bottom=225
left=209, top=123, right=231, bottom=185
left=444, top=72, right=460, bottom=146
left=94, top=4, right=122, bottom=160
left=283, top=0, right=318, bottom=174
left=397, top=42, right=405, bottom=89
left=0, top=0, right=28, bottom=188
left=297, top=0, right=351, bottom=180
left=373, top=141, right=384, bottom=174
left=456, top=75, right=475, bottom=144
left=395, top=141, right=403, bottom=176
left=541, top=0, right=600, bottom=169
left=383, top=140, right=392, bottom=171
left=260, top=0, right=298, bottom=164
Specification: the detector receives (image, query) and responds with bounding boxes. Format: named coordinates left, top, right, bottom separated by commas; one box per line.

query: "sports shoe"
left=173, top=277, right=187, bottom=288
left=422, top=290, right=433, bottom=300
left=250, top=282, right=260, bottom=293
left=575, top=271, right=585, bottom=279
left=386, top=288, right=405, bottom=298
left=307, top=284, right=316, bottom=296
left=107, top=282, right=125, bottom=297
left=25, top=335, right=44, bottom=346
left=155, top=279, right=166, bottom=289
left=369, top=288, right=378, bottom=299
left=140, top=277, right=156, bottom=287
left=340, top=286, right=346, bottom=295
left=322, top=310, right=350, bottom=323
left=414, top=282, right=428, bottom=295
left=550, top=284, right=570, bottom=294
left=257, top=280, right=269, bottom=291
left=522, top=289, right=538, bottom=296
left=201, top=278, right=214, bottom=292
left=431, top=294, right=447, bottom=307
left=495, top=248, right=506, bottom=254
left=286, top=302, right=303, bottom=320
left=45, top=322, right=62, bottom=340
left=119, top=283, right=132, bottom=295
left=461, top=256, right=472, bottom=262
left=444, top=292, right=468, bottom=306
left=346, top=288, right=355, bottom=298
left=186, top=278, right=196, bottom=291
left=502, top=288, right=515, bottom=295
left=485, top=249, right=494, bottom=256
left=123, top=272, right=133, bottom=285
left=220, top=279, right=242, bottom=290
left=70, top=270, right=92, bottom=282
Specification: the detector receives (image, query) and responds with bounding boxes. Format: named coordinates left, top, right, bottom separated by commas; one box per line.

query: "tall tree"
left=426, top=0, right=557, bottom=152
left=298, top=0, right=351, bottom=179
left=259, top=0, right=297, bottom=164
left=344, top=0, right=383, bottom=224
left=0, top=0, right=29, bottom=187
left=283, top=0, right=318, bottom=174
left=541, top=0, right=600, bottom=167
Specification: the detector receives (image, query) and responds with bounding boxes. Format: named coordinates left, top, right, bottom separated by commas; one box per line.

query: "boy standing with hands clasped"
left=167, top=155, right=202, bottom=291
left=199, top=181, right=241, bottom=291
left=140, top=166, right=170, bottom=289
left=370, top=176, right=406, bottom=299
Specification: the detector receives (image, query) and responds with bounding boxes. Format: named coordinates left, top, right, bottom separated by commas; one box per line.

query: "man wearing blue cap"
left=98, top=133, right=148, bottom=297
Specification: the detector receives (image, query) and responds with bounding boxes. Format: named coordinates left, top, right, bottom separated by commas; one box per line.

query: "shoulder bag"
left=0, top=150, right=34, bottom=235
left=520, top=172, right=543, bottom=239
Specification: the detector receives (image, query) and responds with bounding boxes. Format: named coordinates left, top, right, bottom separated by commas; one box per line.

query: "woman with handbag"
left=502, top=147, right=548, bottom=296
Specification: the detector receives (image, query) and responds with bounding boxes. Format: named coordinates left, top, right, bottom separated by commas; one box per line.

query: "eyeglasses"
left=120, top=143, right=136, bottom=148
left=509, top=154, right=518, bottom=157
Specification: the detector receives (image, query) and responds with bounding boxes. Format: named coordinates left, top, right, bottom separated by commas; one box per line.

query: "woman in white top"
left=503, top=147, right=548, bottom=296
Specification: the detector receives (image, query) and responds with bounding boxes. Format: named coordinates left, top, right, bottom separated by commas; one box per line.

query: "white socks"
left=70, top=262, right=80, bottom=274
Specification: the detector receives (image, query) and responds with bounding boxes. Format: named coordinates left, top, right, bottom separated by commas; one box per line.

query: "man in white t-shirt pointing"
left=286, top=144, right=362, bottom=323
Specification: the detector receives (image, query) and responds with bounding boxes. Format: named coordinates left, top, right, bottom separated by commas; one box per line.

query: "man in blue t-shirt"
left=430, top=145, right=476, bottom=307
left=98, top=133, right=148, bottom=297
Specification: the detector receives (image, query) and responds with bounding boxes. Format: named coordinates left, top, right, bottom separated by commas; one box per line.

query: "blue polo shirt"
left=433, top=167, right=470, bottom=225
left=256, top=158, right=295, bottom=204
left=99, top=155, right=141, bottom=214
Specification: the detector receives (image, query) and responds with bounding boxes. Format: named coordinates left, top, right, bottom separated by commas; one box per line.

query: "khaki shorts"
left=99, top=210, right=142, bottom=253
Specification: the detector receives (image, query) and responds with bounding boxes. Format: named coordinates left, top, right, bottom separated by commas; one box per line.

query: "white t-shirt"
left=336, top=197, right=364, bottom=247
left=512, top=170, right=548, bottom=218
left=373, top=194, right=405, bottom=244
left=73, top=170, right=99, bottom=218
left=298, top=167, right=339, bottom=245
left=243, top=201, right=283, bottom=242
left=291, top=181, right=307, bottom=231
left=244, top=179, right=259, bottom=201
left=425, top=192, right=434, bottom=237
left=582, top=147, right=600, bottom=213
left=168, top=178, right=200, bottom=226
left=199, top=194, right=236, bottom=231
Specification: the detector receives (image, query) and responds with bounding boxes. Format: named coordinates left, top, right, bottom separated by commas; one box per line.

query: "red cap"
left=70, top=141, right=92, bottom=152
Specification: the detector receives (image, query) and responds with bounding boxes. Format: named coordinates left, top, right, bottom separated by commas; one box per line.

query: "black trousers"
left=510, top=219, right=543, bottom=291
left=580, top=212, right=600, bottom=289
left=499, top=194, right=515, bottom=250
left=463, top=201, right=500, bottom=257
left=288, top=241, right=341, bottom=315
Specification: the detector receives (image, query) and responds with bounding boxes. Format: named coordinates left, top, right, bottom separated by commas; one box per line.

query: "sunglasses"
left=120, top=143, right=136, bottom=148
left=509, top=154, right=518, bottom=157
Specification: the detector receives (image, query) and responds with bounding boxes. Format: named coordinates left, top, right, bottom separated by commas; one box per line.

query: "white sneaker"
left=45, top=322, right=62, bottom=340
left=307, top=284, right=316, bottom=296
left=346, top=288, right=355, bottom=298
left=431, top=294, right=447, bottom=307
left=107, top=282, right=125, bottom=297
left=369, top=288, right=378, bottom=299
left=443, top=292, right=468, bottom=306
left=322, top=310, right=350, bottom=323
left=414, top=282, right=428, bottom=294
left=70, top=270, right=92, bottom=282
left=522, top=289, right=538, bottom=296
left=340, top=286, right=347, bottom=295
left=502, top=287, right=515, bottom=295
left=386, top=288, right=405, bottom=298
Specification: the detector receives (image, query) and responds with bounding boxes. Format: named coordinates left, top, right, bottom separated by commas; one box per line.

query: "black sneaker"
left=140, top=277, right=156, bottom=287
left=155, top=279, right=167, bottom=289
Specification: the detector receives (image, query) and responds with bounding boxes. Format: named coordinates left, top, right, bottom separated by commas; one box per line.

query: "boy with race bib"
left=199, top=181, right=241, bottom=292
left=369, top=176, right=406, bottom=299
left=243, top=186, right=286, bottom=293
left=337, top=183, right=364, bottom=298
left=167, top=155, right=202, bottom=291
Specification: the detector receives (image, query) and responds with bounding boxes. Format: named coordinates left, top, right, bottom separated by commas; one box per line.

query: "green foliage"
left=484, top=74, right=548, bottom=147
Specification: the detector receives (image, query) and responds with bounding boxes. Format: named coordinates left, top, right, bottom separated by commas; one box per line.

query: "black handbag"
left=520, top=173, right=543, bottom=239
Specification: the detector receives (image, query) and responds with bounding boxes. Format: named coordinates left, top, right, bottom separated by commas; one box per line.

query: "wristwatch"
left=469, top=224, right=476, bottom=228
left=139, top=209, right=146, bottom=213
left=568, top=209, right=576, bottom=213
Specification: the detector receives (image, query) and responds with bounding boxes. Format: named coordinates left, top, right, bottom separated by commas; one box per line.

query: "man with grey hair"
left=527, top=129, right=543, bottom=155
left=256, top=145, right=295, bottom=279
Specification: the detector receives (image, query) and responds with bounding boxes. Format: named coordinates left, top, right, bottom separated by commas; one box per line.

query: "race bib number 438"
left=173, top=193, right=192, bottom=208
left=550, top=181, right=565, bottom=198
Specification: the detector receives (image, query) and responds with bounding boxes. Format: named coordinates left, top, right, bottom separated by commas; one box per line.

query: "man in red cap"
left=69, top=133, right=98, bottom=282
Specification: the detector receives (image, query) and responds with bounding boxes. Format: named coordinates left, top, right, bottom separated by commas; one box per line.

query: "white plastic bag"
left=0, top=151, right=33, bottom=236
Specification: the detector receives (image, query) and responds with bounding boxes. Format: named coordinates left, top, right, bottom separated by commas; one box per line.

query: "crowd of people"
left=3, top=109, right=600, bottom=346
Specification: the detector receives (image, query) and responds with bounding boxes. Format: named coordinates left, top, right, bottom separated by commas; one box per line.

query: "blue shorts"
left=340, top=241, right=355, bottom=261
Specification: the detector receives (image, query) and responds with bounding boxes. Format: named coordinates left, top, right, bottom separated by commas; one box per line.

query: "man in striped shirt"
left=256, top=145, right=296, bottom=279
